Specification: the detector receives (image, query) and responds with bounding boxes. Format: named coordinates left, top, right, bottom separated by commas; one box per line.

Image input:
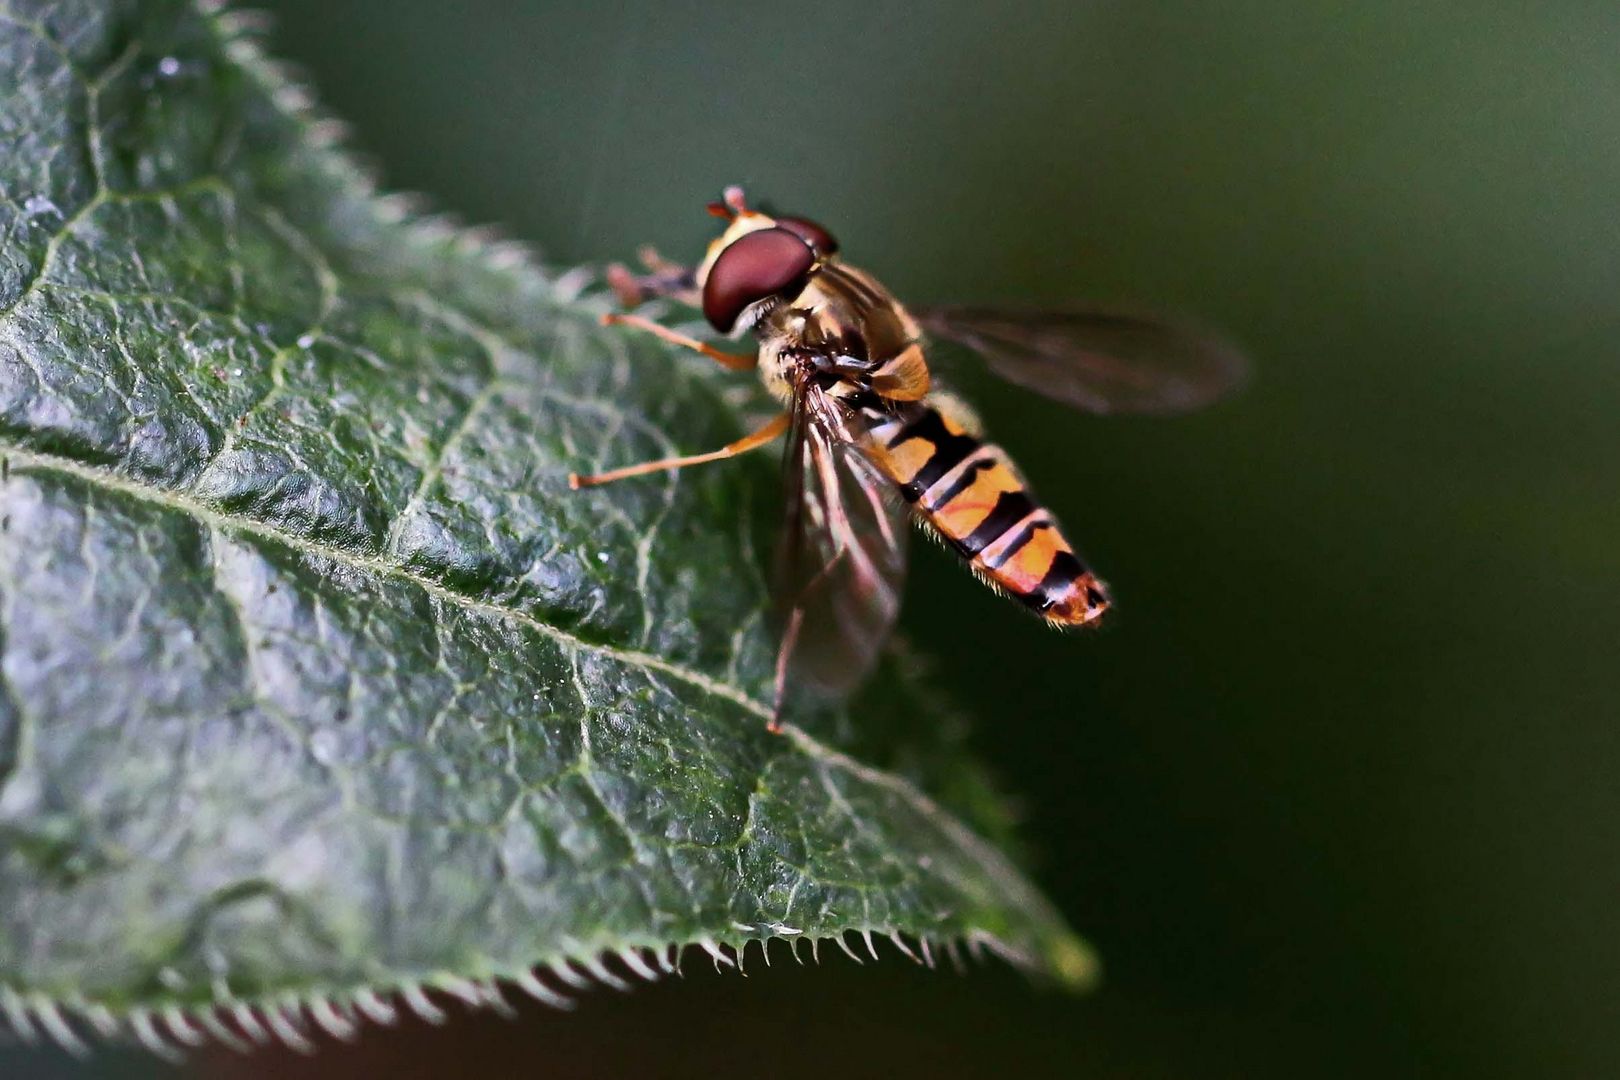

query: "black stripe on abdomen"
left=1019, top=550, right=1091, bottom=613
left=957, top=490, right=1038, bottom=556
left=982, top=518, right=1051, bottom=569
left=921, top=455, right=993, bottom=511
left=888, top=408, right=980, bottom=502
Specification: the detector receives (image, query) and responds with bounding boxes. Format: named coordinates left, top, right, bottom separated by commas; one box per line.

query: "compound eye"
left=774, top=215, right=840, bottom=256
left=702, top=227, right=816, bottom=332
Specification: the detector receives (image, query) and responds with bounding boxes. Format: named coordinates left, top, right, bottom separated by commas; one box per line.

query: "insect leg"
left=605, top=257, right=697, bottom=308
left=636, top=245, right=688, bottom=275
left=769, top=606, right=806, bottom=734
left=768, top=535, right=859, bottom=733
left=600, top=312, right=758, bottom=371
left=568, top=411, right=789, bottom=489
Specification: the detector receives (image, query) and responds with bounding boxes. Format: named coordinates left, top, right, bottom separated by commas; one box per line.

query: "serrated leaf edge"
left=0, top=923, right=1093, bottom=1061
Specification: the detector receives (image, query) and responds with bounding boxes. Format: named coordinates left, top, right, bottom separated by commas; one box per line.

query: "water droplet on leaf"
left=310, top=727, right=340, bottom=766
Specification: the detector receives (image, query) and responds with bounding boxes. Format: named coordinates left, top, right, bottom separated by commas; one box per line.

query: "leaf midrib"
left=0, top=440, right=771, bottom=721
left=0, top=439, right=1064, bottom=954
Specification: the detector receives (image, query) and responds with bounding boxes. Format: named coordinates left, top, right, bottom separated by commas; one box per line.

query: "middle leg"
left=568, top=410, right=789, bottom=489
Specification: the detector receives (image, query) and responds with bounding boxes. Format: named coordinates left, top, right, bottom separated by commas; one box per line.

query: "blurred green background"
left=24, top=2, right=1618, bottom=1077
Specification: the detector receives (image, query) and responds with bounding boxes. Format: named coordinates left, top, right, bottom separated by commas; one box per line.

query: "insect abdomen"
left=867, top=404, right=1109, bottom=626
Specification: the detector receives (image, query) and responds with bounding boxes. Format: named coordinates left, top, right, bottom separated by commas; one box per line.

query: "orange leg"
left=637, top=245, right=685, bottom=274
left=568, top=411, right=789, bottom=489
left=600, top=312, right=757, bottom=371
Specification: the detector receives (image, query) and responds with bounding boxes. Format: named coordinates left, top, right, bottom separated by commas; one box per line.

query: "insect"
left=570, top=186, right=1245, bottom=729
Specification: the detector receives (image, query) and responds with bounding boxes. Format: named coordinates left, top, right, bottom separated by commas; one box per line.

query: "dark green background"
left=24, top=2, right=1617, bottom=1077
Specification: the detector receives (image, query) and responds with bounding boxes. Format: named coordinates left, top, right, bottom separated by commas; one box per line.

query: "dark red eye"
left=774, top=215, right=839, bottom=256
left=702, top=227, right=816, bottom=331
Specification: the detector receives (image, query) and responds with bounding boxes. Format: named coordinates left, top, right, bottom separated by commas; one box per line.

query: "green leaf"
left=0, top=0, right=1091, bottom=1052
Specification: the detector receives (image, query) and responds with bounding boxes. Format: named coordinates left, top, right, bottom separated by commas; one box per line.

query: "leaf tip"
left=1050, top=934, right=1102, bottom=990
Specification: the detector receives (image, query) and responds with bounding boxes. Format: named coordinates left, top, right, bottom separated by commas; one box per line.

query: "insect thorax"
left=752, top=263, right=922, bottom=405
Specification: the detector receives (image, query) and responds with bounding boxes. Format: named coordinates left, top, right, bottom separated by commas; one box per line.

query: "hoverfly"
left=570, top=186, right=1245, bottom=729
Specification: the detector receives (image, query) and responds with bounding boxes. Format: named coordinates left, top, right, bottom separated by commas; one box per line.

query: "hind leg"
left=568, top=410, right=789, bottom=489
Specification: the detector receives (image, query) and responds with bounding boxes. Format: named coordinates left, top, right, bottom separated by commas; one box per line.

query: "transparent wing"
left=916, top=305, right=1248, bottom=416
left=773, top=384, right=909, bottom=701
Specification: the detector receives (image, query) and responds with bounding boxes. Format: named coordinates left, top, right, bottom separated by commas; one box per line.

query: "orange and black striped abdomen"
left=866, top=403, right=1109, bottom=626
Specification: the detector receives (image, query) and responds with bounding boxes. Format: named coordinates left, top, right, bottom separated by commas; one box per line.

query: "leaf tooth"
left=30, top=996, right=88, bottom=1058
left=352, top=989, right=399, bottom=1026
left=222, top=34, right=267, bottom=69
left=476, top=980, right=518, bottom=1019
left=617, top=947, right=660, bottom=982
left=435, top=976, right=485, bottom=1008
left=228, top=1002, right=273, bottom=1045
left=833, top=934, right=865, bottom=965
left=263, top=1001, right=317, bottom=1054
left=576, top=955, right=632, bottom=992
left=697, top=938, right=735, bottom=972
left=889, top=930, right=921, bottom=964
left=308, top=997, right=359, bottom=1041
left=944, top=937, right=969, bottom=974
left=487, top=241, right=535, bottom=271
left=810, top=938, right=823, bottom=965
left=270, top=81, right=315, bottom=116
left=0, top=987, right=38, bottom=1043
left=788, top=939, right=805, bottom=965
left=210, top=5, right=273, bottom=34
left=546, top=958, right=594, bottom=991
left=455, top=225, right=502, bottom=254
left=862, top=929, right=881, bottom=962
left=967, top=929, right=1035, bottom=970
left=400, top=984, right=447, bottom=1025
left=375, top=193, right=424, bottom=224
left=651, top=944, right=679, bottom=976
left=759, top=939, right=774, bottom=968
left=127, top=1009, right=184, bottom=1063
left=305, top=118, right=349, bottom=150
left=78, top=1000, right=121, bottom=1039
left=514, top=970, right=575, bottom=1011
left=919, top=936, right=937, bottom=969
left=160, top=1005, right=208, bottom=1047
left=413, top=214, right=460, bottom=247
left=194, top=1008, right=254, bottom=1053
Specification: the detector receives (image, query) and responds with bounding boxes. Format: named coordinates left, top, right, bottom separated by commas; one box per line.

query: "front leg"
left=606, top=245, right=699, bottom=308
left=600, top=312, right=758, bottom=371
